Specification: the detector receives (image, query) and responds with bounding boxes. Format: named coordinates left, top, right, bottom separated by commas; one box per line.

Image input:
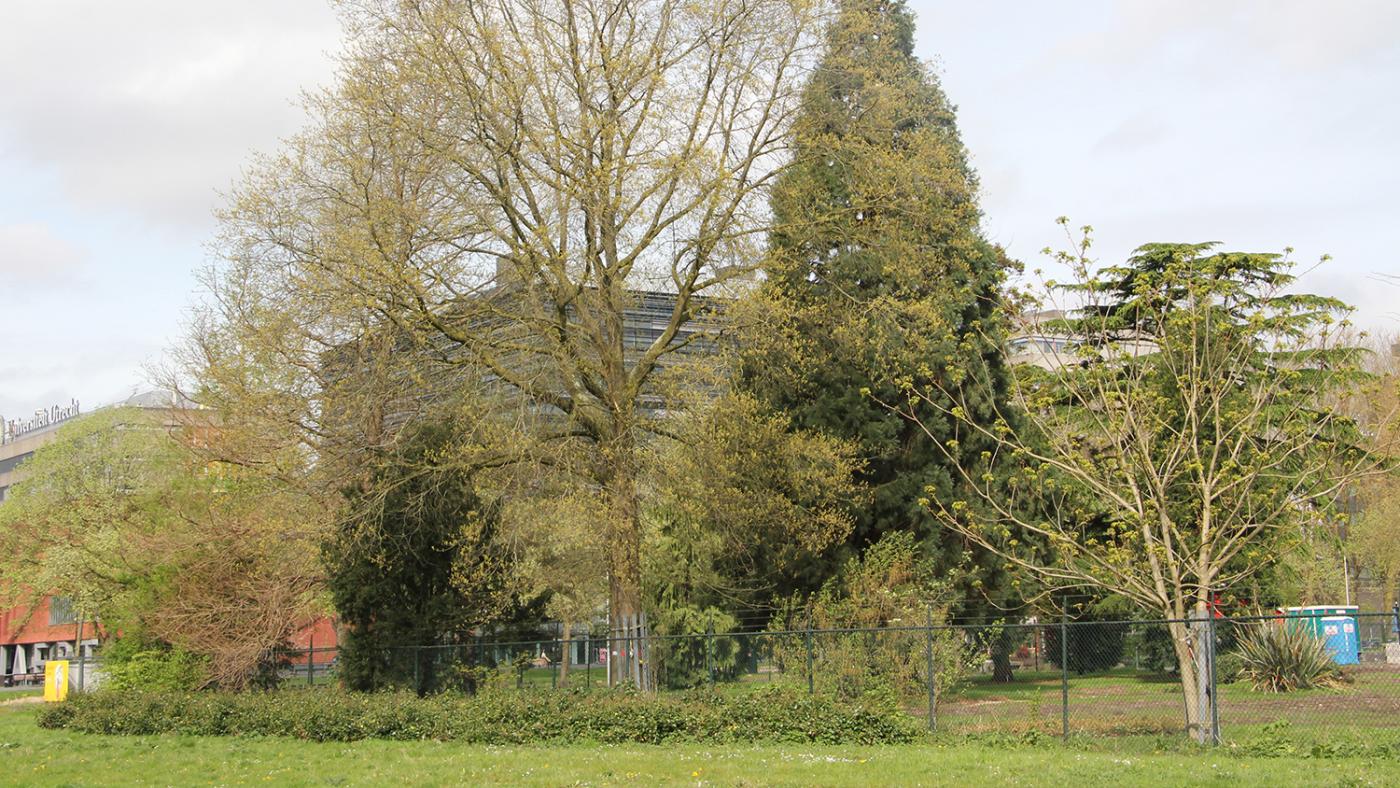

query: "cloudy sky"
left=1, top=1, right=1397, bottom=419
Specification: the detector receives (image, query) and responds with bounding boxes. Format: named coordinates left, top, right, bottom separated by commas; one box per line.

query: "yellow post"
left=43, top=660, right=70, bottom=702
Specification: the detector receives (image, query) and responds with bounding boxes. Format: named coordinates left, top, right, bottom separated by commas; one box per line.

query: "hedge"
left=36, top=686, right=922, bottom=745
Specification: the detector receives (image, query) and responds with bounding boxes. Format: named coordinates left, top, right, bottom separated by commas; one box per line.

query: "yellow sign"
left=43, top=660, right=70, bottom=702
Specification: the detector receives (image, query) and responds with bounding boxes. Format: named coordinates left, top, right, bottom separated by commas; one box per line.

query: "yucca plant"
left=1234, top=623, right=1343, bottom=692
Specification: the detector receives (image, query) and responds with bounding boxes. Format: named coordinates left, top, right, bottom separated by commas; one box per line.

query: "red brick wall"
left=0, top=595, right=101, bottom=646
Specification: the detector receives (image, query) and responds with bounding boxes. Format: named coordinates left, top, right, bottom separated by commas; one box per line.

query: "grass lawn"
left=4, top=704, right=1399, bottom=786
left=935, top=665, right=1400, bottom=736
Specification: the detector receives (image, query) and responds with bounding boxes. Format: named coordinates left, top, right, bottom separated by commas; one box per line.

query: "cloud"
left=0, top=336, right=163, bottom=417
left=1044, top=0, right=1400, bottom=73
left=1092, top=113, right=1168, bottom=155
left=0, top=223, right=86, bottom=285
left=0, top=1, right=341, bottom=231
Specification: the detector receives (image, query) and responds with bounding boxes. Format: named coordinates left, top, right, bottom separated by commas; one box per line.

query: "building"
left=0, top=399, right=82, bottom=504
left=0, top=596, right=95, bottom=687
left=1006, top=310, right=1158, bottom=371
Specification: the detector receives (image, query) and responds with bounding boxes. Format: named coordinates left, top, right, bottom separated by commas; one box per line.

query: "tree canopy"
left=911, top=232, right=1384, bottom=739
left=740, top=0, right=1017, bottom=611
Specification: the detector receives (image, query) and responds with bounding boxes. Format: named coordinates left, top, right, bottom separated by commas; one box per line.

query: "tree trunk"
left=601, top=434, right=646, bottom=689
left=991, top=627, right=1016, bottom=683
left=1168, top=614, right=1215, bottom=743
left=558, top=619, right=572, bottom=688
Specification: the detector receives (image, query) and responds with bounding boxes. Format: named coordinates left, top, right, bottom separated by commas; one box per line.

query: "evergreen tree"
left=743, top=0, right=1017, bottom=612
left=326, top=421, right=517, bottom=693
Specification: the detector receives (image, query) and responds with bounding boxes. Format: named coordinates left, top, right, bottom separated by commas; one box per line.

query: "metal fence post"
left=706, top=625, right=715, bottom=689
left=925, top=606, right=936, bottom=733
left=1189, top=612, right=1218, bottom=745
left=1208, top=614, right=1220, bottom=744
left=1060, top=611, right=1069, bottom=740
left=307, top=634, right=315, bottom=687
left=805, top=613, right=814, bottom=695
left=75, top=617, right=85, bottom=693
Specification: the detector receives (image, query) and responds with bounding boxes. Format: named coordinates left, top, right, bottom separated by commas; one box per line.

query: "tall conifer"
left=744, top=0, right=1016, bottom=611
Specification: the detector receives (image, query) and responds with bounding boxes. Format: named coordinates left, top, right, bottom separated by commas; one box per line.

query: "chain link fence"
left=268, top=611, right=1400, bottom=744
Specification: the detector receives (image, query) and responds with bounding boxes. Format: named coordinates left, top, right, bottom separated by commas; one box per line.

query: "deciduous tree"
left=906, top=231, right=1391, bottom=740
left=203, top=0, right=826, bottom=685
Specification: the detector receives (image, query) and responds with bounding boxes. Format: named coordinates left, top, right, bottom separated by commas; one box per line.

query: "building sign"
left=1, top=399, right=80, bottom=445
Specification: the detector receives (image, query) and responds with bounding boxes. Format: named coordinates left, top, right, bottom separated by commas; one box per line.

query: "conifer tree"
left=743, top=0, right=1017, bottom=611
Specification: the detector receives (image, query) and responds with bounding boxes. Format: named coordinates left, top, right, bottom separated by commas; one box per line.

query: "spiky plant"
left=1234, top=623, right=1344, bottom=692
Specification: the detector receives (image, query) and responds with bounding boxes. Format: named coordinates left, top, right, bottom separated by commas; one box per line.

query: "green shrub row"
left=37, top=686, right=922, bottom=745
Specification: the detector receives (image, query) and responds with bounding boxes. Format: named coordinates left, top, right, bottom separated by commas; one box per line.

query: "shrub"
left=1234, top=623, right=1343, bottom=692
left=99, top=637, right=210, bottom=691
left=769, top=533, right=978, bottom=704
left=648, top=605, right=741, bottom=690
left=1043, top=598, right=1129, bottom=675
left=36, top=685, right=922, bottom=745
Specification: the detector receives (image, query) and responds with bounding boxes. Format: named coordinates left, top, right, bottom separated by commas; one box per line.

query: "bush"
left=769, top=533, right=978, bottom=704
left=1043, top=598, right=1130, bottom=675
left=36, top=685, right=922, bottom=745
left=99, top=638, right=209, bottom=691
left=1234, top=623, right=1343, bottom=692
left=648, top=605, right=742, bottom=690
left=1214, top=651, right=1244, bottom=684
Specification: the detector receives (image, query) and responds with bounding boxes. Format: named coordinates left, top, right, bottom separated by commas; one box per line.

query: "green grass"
left=4, top=704, right=1400, bottom=786
left=913, top=664, right=1400, bottom=736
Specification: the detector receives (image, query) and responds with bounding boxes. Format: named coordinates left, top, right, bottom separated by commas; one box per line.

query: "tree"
left=908, top=232, right=1388, bottom=740
left=0, top=407, right=326, bottom=688
left=1352, top=475, right=1400, bottom=607
left=498, top=481, right=609, bottom=688
left=738, top=0, right=1019, bottom=614
left=0, top=408, right=184, bottom=621
left=644, top=387, right=862, bottom=615
left=326, top=420, right=517, bottom=693
left=203, top=0, right=826, bottom=686
left=1345, top=337, right=1400, bottom=607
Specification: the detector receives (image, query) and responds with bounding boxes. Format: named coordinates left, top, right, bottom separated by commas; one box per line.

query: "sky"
left=1, top=0, right=1397, bottom=419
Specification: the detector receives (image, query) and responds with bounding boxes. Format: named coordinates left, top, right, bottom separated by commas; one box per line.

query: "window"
left=48, top=597, right=77, bottom=625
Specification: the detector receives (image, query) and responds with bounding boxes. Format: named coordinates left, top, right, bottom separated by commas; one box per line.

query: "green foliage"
left=648, top=604, right=741, bottom=690
left=1126, top=624, right=1180, bottom=675
left=1234, top=623, right=1344, bottom=692
left=644, top=389, right=862, bottom=618
left=772, top=532, right=977, bottom=703
left=0, top=407, right=325, bottom=688
left=37, top=686, right=922, bottom=745
left=739, top=0, right=1020, bottom=608
left=325, top=420, right=518, bottom=694
left=1043, top=598, right=1130, bottom=675
left=0, top=408, right=183, bottom=617
left=1350, top=473, right=1400, bottom=608
left=99, top=637, right=210, bottom=692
